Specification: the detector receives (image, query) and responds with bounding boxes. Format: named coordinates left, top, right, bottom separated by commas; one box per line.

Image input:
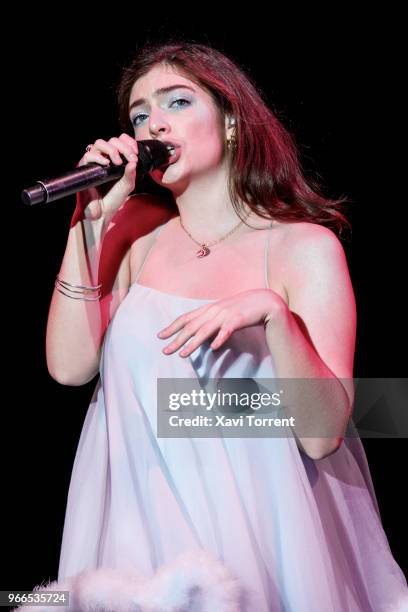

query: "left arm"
left=264, top=223, right=357, bottom=460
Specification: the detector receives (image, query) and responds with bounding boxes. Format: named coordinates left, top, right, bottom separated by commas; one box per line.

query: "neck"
left=169, top=160, right=250, bottom=240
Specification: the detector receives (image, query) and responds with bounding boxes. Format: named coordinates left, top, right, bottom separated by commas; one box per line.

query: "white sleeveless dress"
left=15, top=221, right=408, bottom=612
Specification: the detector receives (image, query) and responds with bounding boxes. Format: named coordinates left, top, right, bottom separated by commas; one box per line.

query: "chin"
left=150, top=163, right=188, bottom=188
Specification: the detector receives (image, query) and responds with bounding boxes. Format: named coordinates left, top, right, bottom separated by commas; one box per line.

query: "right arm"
left=45, top=214, right=130, bottom=386
left=45, top=134, right=139, bottom=386
left=45, top=134, right=175, bottom=386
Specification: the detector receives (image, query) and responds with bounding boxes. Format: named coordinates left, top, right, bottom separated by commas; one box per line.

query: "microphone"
left=21, top=140, right=173, bottom=206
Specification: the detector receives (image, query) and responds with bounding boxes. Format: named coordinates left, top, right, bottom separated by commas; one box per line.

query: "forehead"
left=129, top=63, right=204, bottom=105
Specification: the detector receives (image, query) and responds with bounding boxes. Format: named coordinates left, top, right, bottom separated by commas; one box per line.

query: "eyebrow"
left=129, top=84, right=196, bottom=113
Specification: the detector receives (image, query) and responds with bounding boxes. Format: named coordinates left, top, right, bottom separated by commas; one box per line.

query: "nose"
left=148, top=110, right=171, bottom=138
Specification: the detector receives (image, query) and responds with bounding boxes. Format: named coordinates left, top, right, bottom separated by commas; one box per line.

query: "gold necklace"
left=179, top=210, right=252, bottom=258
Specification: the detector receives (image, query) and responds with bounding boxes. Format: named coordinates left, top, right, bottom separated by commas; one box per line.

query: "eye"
left=131, top=113, right=148, bottom=128
left=130, top=98, right=191, bottom=128
left=170, top=97, right=191, bottom=109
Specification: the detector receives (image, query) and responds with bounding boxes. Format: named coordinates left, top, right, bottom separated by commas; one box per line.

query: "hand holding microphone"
left=75, top=134, right=140, bottom=221
left=21, top=135, right=174, bottom=221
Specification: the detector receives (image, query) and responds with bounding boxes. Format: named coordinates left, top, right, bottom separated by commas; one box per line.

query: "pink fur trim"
left=12, top=549, right=242, bottom=611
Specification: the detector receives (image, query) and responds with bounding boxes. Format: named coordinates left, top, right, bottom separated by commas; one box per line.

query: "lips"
left=158, top=141, right=181, bottom=170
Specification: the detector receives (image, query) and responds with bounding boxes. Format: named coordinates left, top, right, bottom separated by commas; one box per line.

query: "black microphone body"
left=21, top=140, right=172, bottom=206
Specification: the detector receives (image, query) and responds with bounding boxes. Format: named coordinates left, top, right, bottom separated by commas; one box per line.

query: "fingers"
left=163, top=321, right=215, bottom=357
left=106, top=135, right=138, bottom=164
left=210, top=327, right=233, bottom=350
left=157, top=305, right=211, bottom=338
left=159, top=307, right=241, bottom=357
left=79, top=134, right=138, bottom=167
left=118, top=133, right=139, bottom=156
left=162, top=320, right=220, bottom=357
left=78, top=147, right=110, bottom=168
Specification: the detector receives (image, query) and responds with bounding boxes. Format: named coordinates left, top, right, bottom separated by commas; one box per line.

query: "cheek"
left=149, top=107, right=224, bottom=182
left=186, top=114, right=224, bottom=161
left=183, top=101, right=222, bottom=137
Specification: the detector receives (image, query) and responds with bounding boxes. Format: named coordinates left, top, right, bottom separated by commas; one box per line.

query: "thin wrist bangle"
left=56, top=280, right=100, bottom=295
left=54, top=283, right=101, bottom=301
left=56, top=274, right=102, bottom=291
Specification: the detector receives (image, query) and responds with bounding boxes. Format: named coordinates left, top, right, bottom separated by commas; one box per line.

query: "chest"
left=131, top=225, right=289, bottom=304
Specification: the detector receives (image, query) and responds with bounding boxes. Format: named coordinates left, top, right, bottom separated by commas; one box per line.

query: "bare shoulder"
left=276, top=221, right=345, bottom=264
left=277, top=220, right=340, bottom=243
left=269, top=221, right=348, bottom=301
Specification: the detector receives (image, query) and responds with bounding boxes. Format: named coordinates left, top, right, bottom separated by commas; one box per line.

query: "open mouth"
left=158, top=144, right=181, bottom=170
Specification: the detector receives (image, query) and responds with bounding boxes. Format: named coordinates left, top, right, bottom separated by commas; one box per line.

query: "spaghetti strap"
left=134, top=221, right=167, bottom=283
left=263, top=221, right=274, bottom=289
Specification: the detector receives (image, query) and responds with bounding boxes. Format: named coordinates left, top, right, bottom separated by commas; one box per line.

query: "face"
left=128, top=63, right=230, bottom=190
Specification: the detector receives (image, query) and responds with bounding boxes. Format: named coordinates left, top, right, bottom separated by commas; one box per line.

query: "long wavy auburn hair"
left=116, top=40, right=351, bottom=238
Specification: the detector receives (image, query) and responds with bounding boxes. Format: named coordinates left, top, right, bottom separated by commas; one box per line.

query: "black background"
left=4, top=8, right=406, bottom=595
